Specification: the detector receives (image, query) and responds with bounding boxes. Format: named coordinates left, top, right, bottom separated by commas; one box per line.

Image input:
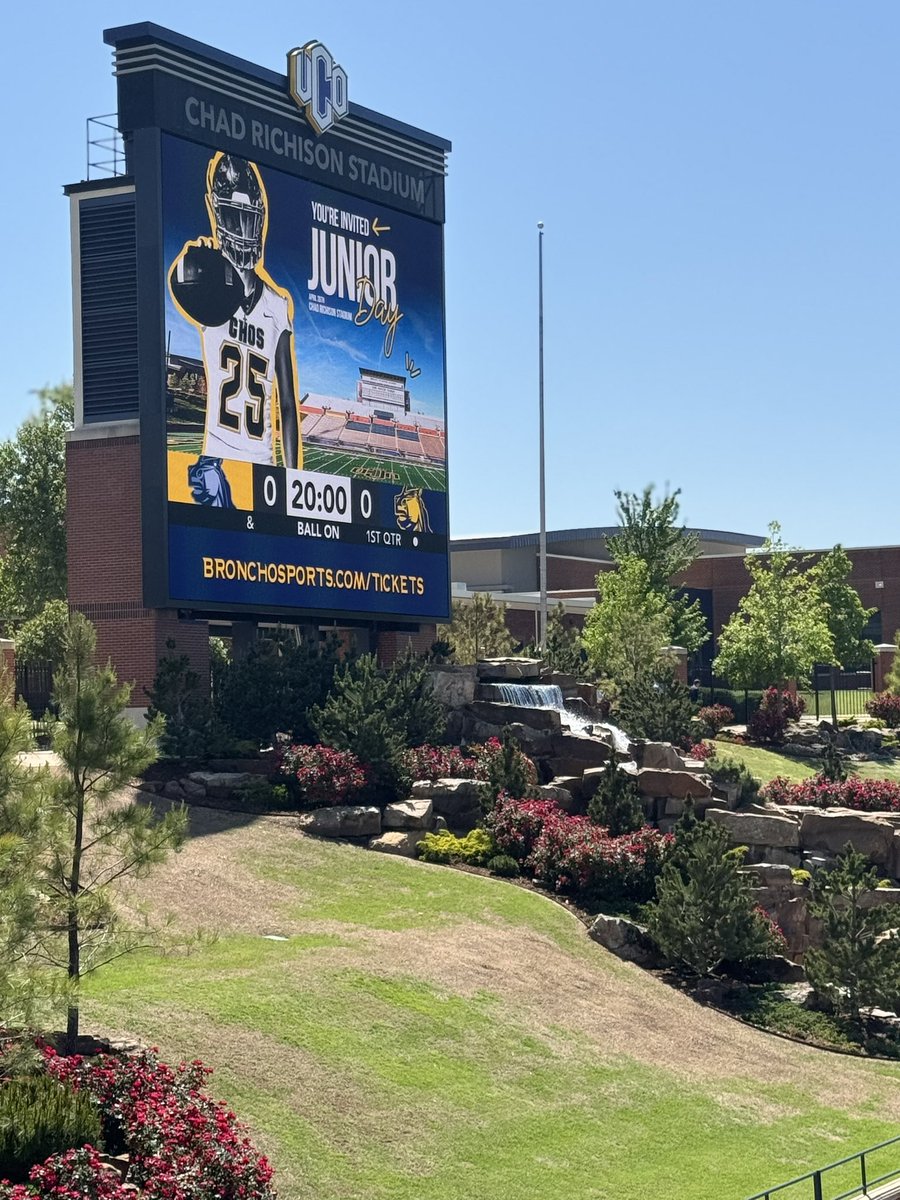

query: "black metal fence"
left=689, top=665, right=874, bottom=725
left=15, top=660, right=54, bottom=718
left=746, top=1132, right=900, bottom=1200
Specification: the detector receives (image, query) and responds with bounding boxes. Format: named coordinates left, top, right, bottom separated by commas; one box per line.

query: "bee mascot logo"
left=394, top=486, right=431, bottom=533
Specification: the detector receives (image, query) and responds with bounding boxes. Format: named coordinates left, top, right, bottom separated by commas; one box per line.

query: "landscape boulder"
left=466, top=700, right=561, bottom=733
left=476, top=658, right=542, bottom=681
left=799, top=809, right=896, bottom=866
left=411, top=777, right=483, bottom=817
left=382, top=799, right=433, bottom=830
left=427, top=665, right=477, bottom=709
left=722, top=955, right=806, bottom=984
left=367, top=830, right=425, bottom=857
left=298, top=805, right=381, bottom=838
left=706, top=806, right=800, bottom=848
left=633, top=742, right=686, bottom=771
left=552, top=732, right=613, bottom=767
left=535, top=783, right=576, bottom=811
left=588, top=914, right=663, bottom=967
left=635, top=768, right=712, bottom=800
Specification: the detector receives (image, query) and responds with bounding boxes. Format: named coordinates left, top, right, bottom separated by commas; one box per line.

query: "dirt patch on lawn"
left=122, top=795, right=900, bottom=1117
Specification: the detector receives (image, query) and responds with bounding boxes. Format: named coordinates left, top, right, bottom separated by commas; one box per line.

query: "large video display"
left=161, top=132, right=449, bottom=620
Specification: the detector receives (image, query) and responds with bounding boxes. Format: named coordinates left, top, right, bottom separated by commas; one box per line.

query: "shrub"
left=645, top=810, right=783, bottom=976
left=472, top=729, right=538, bottom=807
left=587, top=761, right=644, bottom=836
left=0, top=1145, right=131, bottom=1199
left=213, top=630, right=344, bottom=748
left=704, top=755, right=760, bottom=807
left=866, top=692, right=900, bottom=728
left=792, top=868, right=812, bottom=886
left=146, top=639, right=232, bottom=759
left=761, top=774, right=900, bottom=812
left=469, top=737, right=538, bottom=792
left=747, top=688, right=806, bottom=744
left=616, top=669, right=694, bottom=746
left=279, top=744, right=367, bottom=807
left=232, top=777, right=292, bottom=811
left=486, top=795, right=669, bottom=904
left=487, top=854, right=520, bottom=877
left=45, top=1049, right=275, bottom=1200
left=686, top=739, right=715, bottom=761
left=696, top=704, right=735, bottom=736
left=401, top=744, right=480, bottom=782
left=0, top=1075, right=102, bottom=1184
left=417, top=828, right=495, bottom=866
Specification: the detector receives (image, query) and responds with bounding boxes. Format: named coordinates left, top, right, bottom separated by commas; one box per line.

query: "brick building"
left=450, top=527, right=894, bottom=676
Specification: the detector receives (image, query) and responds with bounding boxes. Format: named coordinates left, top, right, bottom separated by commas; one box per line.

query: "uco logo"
left=288, top=41, right=349, bottom=136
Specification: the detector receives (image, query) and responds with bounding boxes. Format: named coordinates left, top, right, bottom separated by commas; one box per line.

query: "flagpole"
left=538, top=221, right=548, bottom=651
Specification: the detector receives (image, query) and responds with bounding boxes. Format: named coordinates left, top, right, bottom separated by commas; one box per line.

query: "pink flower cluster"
left=686, top=740, right=715, bottom=761
left=0, top=1146, right=128, bottom=1200
left=400, top=740, right=539, bottom=788
left=486, top=795, right=671, bottom=903
left=761, top=774, right=900, bottom=812
left=279, top=743, right=367, bottom=807
left=866, top=692, right=900, bottom=728
left=39, top=1049, right=276, bottom=1200
left=400, top=744, right=480, bottom=782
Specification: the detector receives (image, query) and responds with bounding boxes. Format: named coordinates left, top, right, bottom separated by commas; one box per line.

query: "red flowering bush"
left=401, top=744, right=480, bottom=782
left=748, top=688, right=806, bottom=744
left=0, top=1145, right=130, bottom=1199
left=279, top=743, right=367, bottom=807
left=686, top=740, right=715, bottom=761
left=755, top=906, right=788, bottom=954
left=696, top=704, right=734, bottom=736
left=486, top=795, right=670, bottom=904
left=761, top=774, right=900, bottom=812
left=43, top=1049, right=275, bottom=1200
left=866, top=692, right=900, bottom=728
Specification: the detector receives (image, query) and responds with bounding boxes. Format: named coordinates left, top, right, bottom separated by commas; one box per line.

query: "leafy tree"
left=805, top=846, right=900, bottom=1031
left=616, top=668, right=695, bottom=745
left=583, top=558, right=671, bottom=686
left=811, top=545, right=875, bottom=723
left=36, top=615, right=187, bottom=1050
left=544, top=602, right=585, bottom=675
left=448, top=593, right=514, bottom=664
left=713, top=523, right=834, bottom=709
left=607, top=486, right=708, bottom=654
left=0, top=385, right=73, bottom=626
left=0, top=677, right=49, bottom=1030
left=587, top=761, right=644, bottom=836
left=15, top=600, right=71, bottom=669
left=645, top=810, right=780, bottom=976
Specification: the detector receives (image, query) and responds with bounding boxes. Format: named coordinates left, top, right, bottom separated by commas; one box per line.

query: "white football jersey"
left=200, top=278, right=293, bottom=463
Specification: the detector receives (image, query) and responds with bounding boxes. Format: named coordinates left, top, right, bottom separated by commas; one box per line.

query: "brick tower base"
left=67, top=426, right=209, bottom=719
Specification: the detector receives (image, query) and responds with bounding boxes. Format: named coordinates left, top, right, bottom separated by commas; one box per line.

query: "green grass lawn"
left=80, top=810, right=900, bottom=1200
left=713, top=740, right=900, bottom=786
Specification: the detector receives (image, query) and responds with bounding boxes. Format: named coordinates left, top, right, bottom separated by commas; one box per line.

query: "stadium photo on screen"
left=166, top=356, right=446, bottom=491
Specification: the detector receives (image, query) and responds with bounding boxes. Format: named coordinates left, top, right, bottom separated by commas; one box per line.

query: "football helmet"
left=207, top=154, right=266, bottom=271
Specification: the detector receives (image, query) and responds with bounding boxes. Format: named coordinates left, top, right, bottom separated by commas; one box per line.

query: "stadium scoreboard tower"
left=65, top=24, right=451, bottom=698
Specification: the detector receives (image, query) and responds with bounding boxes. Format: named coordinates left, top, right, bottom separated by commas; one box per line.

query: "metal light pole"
left=537, top=221, right=548, bottom=651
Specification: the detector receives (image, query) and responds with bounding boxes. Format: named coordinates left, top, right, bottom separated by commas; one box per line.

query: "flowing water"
left=481, top=682, right=630, bottom=753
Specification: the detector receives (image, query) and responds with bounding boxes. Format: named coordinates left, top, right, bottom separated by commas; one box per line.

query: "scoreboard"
left=101, top=25, right=452, bottom=625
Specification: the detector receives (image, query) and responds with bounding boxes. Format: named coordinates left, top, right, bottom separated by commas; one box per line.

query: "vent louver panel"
left=79, top=194, right=139, bottom=422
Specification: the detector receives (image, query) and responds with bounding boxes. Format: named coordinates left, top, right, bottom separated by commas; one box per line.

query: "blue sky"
left=4, top=2, right=900, bottom=547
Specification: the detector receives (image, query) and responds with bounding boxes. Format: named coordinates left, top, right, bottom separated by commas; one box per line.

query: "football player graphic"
left=168, top=154, right=303, bottom=483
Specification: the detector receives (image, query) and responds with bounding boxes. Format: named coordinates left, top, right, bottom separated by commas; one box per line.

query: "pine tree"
left=311, top=654, right=407, bottom=801
left=37, top=615, right=187, bottom=1050
left=587, top=761, right=644, bottom=836
left=386, top=646, right=447, bottom=747
left=805, top=847, right=900, bottom=1031
left=645, top=814, right=778, bottom=976
left=544, top=603, right=585, bottom=675
left=448, top=593, right=514, bottom=664
left=0, top=675, right=48, bottom=1030
left=616, top=668, right=694, bottom=745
